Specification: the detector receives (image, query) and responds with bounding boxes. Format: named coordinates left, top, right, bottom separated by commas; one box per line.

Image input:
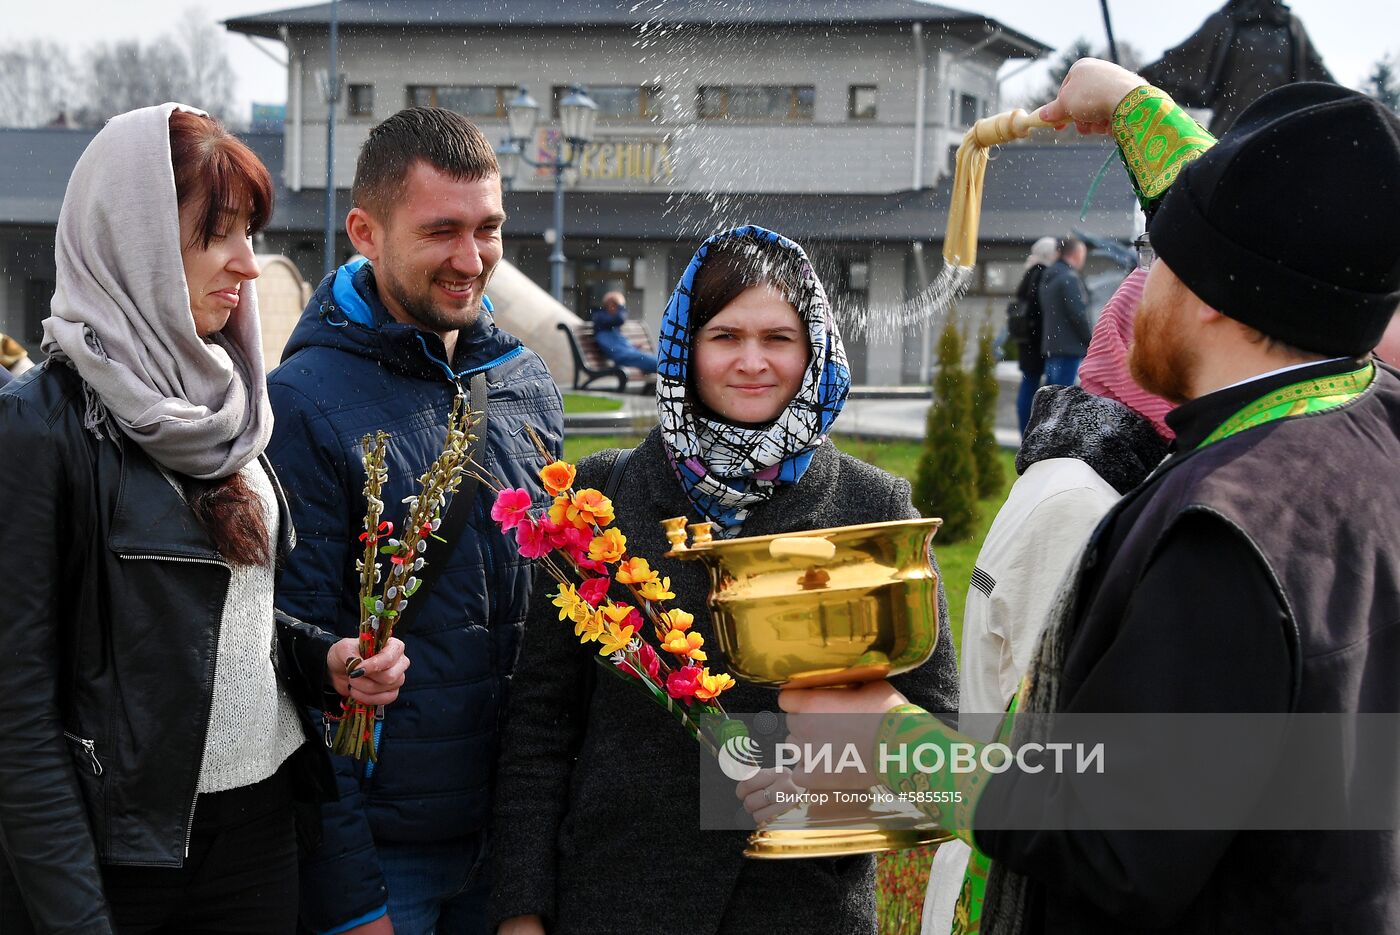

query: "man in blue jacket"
left=1037, top=236, right=1093, bottom=387
left=267, top=107, right=563, bottom=935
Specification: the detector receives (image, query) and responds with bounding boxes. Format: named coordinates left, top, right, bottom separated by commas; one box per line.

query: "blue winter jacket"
left=267, top=259, right=562, bottom=931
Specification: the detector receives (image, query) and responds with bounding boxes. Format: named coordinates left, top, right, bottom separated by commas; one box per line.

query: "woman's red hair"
left=169, top=110, right=276, bottom=567
left=169, top=110, right=274, bottom=250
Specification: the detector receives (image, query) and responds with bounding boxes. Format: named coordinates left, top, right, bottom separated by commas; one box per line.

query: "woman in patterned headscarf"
left=492, top=226, right=959, bottom=935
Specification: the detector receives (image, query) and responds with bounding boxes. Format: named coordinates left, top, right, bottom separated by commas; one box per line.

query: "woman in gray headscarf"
left=0, top=105, right=408, bottom=932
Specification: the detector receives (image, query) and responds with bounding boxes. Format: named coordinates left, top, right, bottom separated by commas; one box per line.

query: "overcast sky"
left=9, top=1, right=1400, bottom=119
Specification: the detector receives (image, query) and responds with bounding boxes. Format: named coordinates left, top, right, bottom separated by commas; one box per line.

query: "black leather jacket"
left=0, top=362, right=337, bottom=933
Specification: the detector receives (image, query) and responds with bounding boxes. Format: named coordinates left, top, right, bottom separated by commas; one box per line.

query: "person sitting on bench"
left=591, top=291, right=658, bottom=374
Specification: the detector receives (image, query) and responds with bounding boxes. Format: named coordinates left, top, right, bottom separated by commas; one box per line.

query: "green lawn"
left=563, top=431, right=1019, bottom=933
left=561, top=393, right=624, bottom=414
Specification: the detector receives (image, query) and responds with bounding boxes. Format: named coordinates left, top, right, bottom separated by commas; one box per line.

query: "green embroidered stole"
left=1198, top=362, right=1375, bottom=449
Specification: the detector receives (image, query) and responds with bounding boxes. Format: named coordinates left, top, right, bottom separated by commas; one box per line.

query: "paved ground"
left=566, top=362, right=1025, bottom=448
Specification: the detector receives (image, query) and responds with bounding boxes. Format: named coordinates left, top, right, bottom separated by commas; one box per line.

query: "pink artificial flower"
left=513, top=518, right=552, bottom=559
left=617, top=641, right=662, bottom=683
left=666, top=665, right=704, bottom=705
left=637, top=641, right=661, bottom=680
left=570, top=537, right=608, bottom=574
left=491, top=488, right=534, bottom=532
left=578, top=576, right=611, bottom=607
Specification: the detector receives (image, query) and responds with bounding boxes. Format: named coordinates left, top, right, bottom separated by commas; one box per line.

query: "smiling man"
left=266, top=107, right=562, bottom=935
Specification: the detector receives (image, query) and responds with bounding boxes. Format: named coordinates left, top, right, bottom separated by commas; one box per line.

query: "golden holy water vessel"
left=663, top=516, right=954, bottom=858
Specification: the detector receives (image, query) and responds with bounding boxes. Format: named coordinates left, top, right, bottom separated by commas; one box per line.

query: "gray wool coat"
left=490, top=428, right=959, bottom=935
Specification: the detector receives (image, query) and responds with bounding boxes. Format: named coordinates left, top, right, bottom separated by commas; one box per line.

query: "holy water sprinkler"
left=840, top=106, right=1061, bottom=342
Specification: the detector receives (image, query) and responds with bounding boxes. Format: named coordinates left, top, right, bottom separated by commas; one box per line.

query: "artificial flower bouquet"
left=330, top=394, right=479, bottom=760
left=491, top=455, right=737, bottom=754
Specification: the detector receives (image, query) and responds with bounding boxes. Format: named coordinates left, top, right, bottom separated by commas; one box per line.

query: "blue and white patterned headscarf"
left=656, top=226, right=851, bottom=536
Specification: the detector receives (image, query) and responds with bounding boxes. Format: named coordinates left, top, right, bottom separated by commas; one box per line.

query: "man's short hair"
left=351, top=107, right=498, bottom=220
left=1058, top=236, right=1086, bottom=258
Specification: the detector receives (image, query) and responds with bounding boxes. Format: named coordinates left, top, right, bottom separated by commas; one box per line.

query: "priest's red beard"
left=1129, top=274, right=1197, bottom=405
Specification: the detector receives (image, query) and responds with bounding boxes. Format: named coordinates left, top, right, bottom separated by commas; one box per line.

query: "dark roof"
left=0, top=128, right=1133, bottom=243
left=224, top=0, right=1049, bottom=55
left=0, top=127, right=286, bottom=227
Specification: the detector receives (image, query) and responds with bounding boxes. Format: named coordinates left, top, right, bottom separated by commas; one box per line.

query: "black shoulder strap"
left=395, top=372, right=489, bottom=633
left=602, top=446, right=634, bottom=501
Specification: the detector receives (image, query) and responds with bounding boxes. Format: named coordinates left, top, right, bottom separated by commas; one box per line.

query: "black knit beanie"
left=1150, top=82, right=1400, bottom=356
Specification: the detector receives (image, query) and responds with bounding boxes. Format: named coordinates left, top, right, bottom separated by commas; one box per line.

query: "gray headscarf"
left=41, top=102, right=272, bottom=480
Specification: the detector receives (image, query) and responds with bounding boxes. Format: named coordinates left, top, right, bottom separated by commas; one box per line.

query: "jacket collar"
left=1017, top=385, right=1170, bottom=495
left=108, top=438, right=293, bottom=565
left=287, top=258, right=524, bottom=385
left=638, top=426, right=842, bottom=536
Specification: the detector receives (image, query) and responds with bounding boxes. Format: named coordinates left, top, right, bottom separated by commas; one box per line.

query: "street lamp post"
left=319, top=0, right=343, bottom=277
left=497, top=86, right=598, bottom=304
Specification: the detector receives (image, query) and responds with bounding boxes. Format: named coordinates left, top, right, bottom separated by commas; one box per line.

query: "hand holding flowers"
left=493, top=455, right=737, bottom=753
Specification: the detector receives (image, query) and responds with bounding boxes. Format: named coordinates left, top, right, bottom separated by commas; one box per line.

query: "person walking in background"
left=1009, top=236, right=1057, bottom=434
left=1037, top=236, right=1092, bottom=387
left=267, top=107, right=562, bottom=935
left=591, top=289, right=659, bottom=374
left=0, top=104, right=406, bottom=934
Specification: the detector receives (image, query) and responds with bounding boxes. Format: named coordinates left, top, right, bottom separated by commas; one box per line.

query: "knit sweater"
left=196, top=461, right=306, bottom=794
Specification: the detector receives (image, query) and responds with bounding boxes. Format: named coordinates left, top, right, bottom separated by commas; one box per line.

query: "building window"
left=347, top=83, right=374, bottom=117
left=407, top=85, right=515, bottom=118
left=957, top=92, right=980, bottom=128
left=848, top=85, right=877, bottom=120
left=553, top=85, right=661, bottom=121
left=698, top=85, right=815, bottom=121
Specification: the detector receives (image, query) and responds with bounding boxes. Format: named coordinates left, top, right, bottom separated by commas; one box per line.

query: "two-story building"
left=0, top=2, right=1140, bottom=385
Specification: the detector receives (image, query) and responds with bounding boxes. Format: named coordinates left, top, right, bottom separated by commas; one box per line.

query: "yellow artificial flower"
left=600, top=602, right=637, bottom=626
left=638, top=576, right=675, bottom=602
left=695, top=668, right=736, bottom=702
left=661, top=628, right=706, bottom=661
left=588, top=527, right=627, bottom=564
left=575, top=608, right=606, bottom=643
left=659, top=608, right=694, bottom=632
left=551, top=582, right=581, bottom=622
left=597, top=621, right=636, bottom=656
left=615, top=556, right=659, bottom=586
left=539, top=460, right=577, bottom=496
left=567, top=488, right=615, bottom=529
left=568, top=600, right=595, bottom=626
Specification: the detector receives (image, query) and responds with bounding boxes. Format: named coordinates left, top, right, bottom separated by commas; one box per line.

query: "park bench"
left=556, top=321, right=657, bottom=393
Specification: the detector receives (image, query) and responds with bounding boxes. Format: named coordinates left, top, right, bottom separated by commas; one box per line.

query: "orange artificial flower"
left=567, top=488, right=615, bottom=529
left=694, top=668, right=736, bottom=702
left=615, top=556, right=659, bottom=586
left=661, top=628, right=706, bottom=661
left=547, top=494, right=572, bottom=528
left=659, top=608, right=694, bottom=632
left=638, top=576, right=675, bottom=602
left=539, top=460, right=577, bottom=496
left=588, top=527, right=627, bottom=564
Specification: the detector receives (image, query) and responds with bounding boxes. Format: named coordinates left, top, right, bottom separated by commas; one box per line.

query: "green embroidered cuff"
left=874, top=704, right=996, bottom=848
left=1112, top=85, right=1216, bottom=209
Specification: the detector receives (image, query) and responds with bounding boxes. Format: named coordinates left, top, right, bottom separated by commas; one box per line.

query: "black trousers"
left=103, top=764, right=298, bottom=935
